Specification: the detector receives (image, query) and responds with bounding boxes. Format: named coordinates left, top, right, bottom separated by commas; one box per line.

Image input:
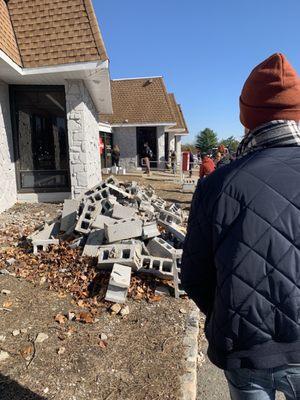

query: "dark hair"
left=201, top=153, right=208, bottom=160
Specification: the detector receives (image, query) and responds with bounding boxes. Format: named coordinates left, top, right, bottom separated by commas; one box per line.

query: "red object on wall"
left=99, top=137, right=104, bottom=155
left=182, top=151, right=190, bottom=171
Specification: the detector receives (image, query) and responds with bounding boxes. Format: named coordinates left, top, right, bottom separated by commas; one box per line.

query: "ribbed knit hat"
left=240, top=53, right=300, bottom=130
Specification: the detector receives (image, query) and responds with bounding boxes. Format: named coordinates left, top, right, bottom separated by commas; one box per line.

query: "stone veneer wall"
left=0, top=81, right=17, bottom=213
left=65, top=80, right=101, bottom=198
left=157, top=126, right=166, bottom=169
left=112, top=126, right=138, bottom=170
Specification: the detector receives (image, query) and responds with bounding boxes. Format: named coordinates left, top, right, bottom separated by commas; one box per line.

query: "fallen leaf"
left=54, top=313, right=67, bottom=325
left=20, top=344, right=34, bottom=361
left=3, top=300, right=13, bottom=308
left=98, top=340, right=108, bottom=349
left=76, top=312, right=94, bottom=324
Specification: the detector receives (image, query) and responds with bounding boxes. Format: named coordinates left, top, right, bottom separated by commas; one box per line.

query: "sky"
left=94, top=0, right=300, bottom=144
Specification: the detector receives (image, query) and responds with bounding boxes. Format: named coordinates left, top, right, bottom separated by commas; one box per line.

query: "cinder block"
left=165, top=223, right=186, bottom=243
left=152, top=198, right=166, bottom=212
left=107, top=183, right=132, bottom=199
left=158, top=210, right=182, bottom=226
left=142, top=221, right=160, bottom=240
left=105, top=263, right=132, bottom=304
left=139, top=255, right=174, bottom=280
left=105, top=218, right=143, bottom=243
left=82, top=230, right=105, bottom=257
left=147, top=237, right=177, bottom=258
left=33, top=239, right=59, bottom=254
left=112, top=203, right=137, bottom=220
left=92, top=215, right=116, bottom=229
left=98, top=243, right=142, bottom=270
left=60, top=200, right=80, bottom=232
left=30, top=221, right=60, bottom=241
left=75, top=198, right=102, bottom=234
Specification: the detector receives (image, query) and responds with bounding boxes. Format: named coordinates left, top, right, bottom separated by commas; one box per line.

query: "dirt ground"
left=0, top=175, right=195, bottom=400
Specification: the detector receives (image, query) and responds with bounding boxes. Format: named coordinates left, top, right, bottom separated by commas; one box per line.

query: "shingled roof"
left=0, top=0, right=108, bottom=68
left=100, top=77, right=176, bottom=126
left=0, top=0, right=21, bottom=65
left=167, top=93, right=189, bottom=134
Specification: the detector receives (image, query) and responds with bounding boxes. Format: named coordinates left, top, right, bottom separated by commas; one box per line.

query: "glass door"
left=10, top=86, right=70, bottom=192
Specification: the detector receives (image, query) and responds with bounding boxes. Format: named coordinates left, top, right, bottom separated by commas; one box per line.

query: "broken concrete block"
left=82, top=230, right=105, bottom=257
left=165, top=223, right=186, bottom=243
left=33, top=239, right=59, bottom=254
left=104, top=218, right=143, bottom=243
left=152, top=198, right=167, bottom=212
left=155, top=285, right=171, bottom=297
left=112, top=203, right=137, bottom=220
left=92, top=215, right=116, bottom=229
left=107, top=183, right=133, bottom=199
left=75, top=198, right=102, bottom=235
left=139, top=256, right=174, bottom=280
left=29, top=221, right=60, bottom=241
left=60, top=200, right=80, bottom=232
left=147, top=237, right=177, bottom=258
left=142, top=221, right=160, bottom=240
left=105, top=263, right=132, bottom=304
left=98, top=243, right=142, bottom=270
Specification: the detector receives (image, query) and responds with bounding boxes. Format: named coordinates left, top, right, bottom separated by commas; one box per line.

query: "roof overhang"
left=111, top=122, right=176, bottom=128
left=0, top=51, right=113, bottom=114
left=99, top=121, right=112, bottom=133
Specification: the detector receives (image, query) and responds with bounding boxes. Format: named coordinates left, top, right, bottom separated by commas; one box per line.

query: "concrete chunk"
left=105, top=218, right=143, bottom=243
left=82, top=230, right=105, bottom=257
left=105, top=263, right=132, bottom=303
left=92, top=215, right=116, bottom=229
left=142, top=221, right=160, bottom=240
left=139, top=255, right=174, bottom=280
left=147, top=237, right=177, bottom=258
left=60, top=200, right=80, bottom=232
left=98, top=243, right=142, bottom=271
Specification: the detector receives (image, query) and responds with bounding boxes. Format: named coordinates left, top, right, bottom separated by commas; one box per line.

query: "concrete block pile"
left=28, top=176, right=188, bottom=303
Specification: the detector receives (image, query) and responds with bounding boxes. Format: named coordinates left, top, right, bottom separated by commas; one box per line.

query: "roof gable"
left=0, top=0, right=22, bottom=65
left=100, top=77, right=176, bottom=125
left=168, top=93, right=189, bottom=133
left=6, top=0, right=108, bottom=68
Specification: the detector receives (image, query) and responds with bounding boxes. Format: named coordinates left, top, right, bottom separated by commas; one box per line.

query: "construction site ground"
left=0, top=172, right=195, bottom=400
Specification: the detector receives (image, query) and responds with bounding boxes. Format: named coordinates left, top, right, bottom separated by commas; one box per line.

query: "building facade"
left=0, top=0, right=112, bottom=213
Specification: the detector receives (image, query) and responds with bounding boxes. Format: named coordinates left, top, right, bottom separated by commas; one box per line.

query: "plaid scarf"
left=237, top=120, right=300, bottom=157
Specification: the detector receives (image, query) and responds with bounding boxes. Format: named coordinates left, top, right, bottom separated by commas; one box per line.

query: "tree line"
left=182, top=128, right=240, bottom=154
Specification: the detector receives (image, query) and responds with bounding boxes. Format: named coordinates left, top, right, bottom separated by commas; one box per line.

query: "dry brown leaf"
left=54, top=313, right=67, bottom=325
left=76, top=312, right=94, bottom=324
left=98, top=340, right=108, bottom=349
left=2, top=300, right=13, bottom=308
left=20, top=344, right=34, bottom=360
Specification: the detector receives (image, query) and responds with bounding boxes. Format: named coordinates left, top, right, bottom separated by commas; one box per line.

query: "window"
left=10, top=86, right=70, bottom=192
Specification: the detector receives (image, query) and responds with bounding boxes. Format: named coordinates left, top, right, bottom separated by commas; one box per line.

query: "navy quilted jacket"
left=182, top=147, right=300, bottom=370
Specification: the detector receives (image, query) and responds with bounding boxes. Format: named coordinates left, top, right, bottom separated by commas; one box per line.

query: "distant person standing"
left=111, top=144, right=120, bottom=167
left=216, top=144, right=232, bottom=168
left=188, top=150, right=194, bottom=178
left=142, top=142, right=153, bottom=174
left=170, top=150, right=177, bottom=174
left=199, top=153, right=215, bottom=179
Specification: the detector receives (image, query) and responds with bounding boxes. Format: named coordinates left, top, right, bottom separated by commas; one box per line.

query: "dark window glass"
left=11, top=87, right=70, bottom=191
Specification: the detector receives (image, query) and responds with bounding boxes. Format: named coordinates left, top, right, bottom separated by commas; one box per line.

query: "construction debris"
left=21, top=177, right=188, bottom=306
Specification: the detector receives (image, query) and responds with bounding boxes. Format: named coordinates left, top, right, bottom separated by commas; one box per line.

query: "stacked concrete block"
left=105, top=263, right=132, bottom=304
left=105, top=218, right=143, bottom=243
left=82, top=229, right=105, bottom=257
left=98, top=243, right=142, bottom=270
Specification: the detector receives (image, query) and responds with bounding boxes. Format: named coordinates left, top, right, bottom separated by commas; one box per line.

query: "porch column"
left=157, top=126, right=166, bottom=170
left=65, top=80, right=102, bottom=198
left=0, top=81, right=17, bottom=213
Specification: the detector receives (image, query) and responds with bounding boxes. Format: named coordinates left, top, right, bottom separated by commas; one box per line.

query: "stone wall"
left=0, top=81, right=17, bottom=213
left=113, top=126, right=138, bottom=170
left=65, top=80, right=101, bottom=198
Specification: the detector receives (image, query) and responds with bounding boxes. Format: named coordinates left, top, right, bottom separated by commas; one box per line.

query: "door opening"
left=136, top=127, right=157, bottom=167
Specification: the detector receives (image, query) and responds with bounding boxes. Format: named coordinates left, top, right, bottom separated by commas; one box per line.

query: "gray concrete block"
left=165, top=223, right=186, bottom=243
left=107, top=183, right=132, bottom=199
left=98, top=243, right=142, bottom=271
left=104, top=218, right=143, bottom=243
left=152, top=198, right=166, bottom=212
left=158, top=210, right=182, bottom=226
left=60, top=199, right=80, bottom=232
left=75, top=198, right=102, bottom=234
left=147, top=237, right=177, bottom=258
left=139, top=255, right=174, bottom=280
left=142, top=221, right=160, bottom=240
left=92, top=215, right=116, bottom=229
left=105, top=263, right=132, bottom=304
left=112, top=203, right=137, bottom=220
left=82, top=229, right=105, bottom=257
left=33, top=239, right=59, bottom=254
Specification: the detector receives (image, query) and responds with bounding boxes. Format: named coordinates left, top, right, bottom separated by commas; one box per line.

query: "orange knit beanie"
left=240, top=53, right=300, bottom=130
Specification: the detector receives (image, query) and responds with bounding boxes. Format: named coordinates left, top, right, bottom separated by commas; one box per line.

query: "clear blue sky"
left=95, top=0, right=300, bottom=143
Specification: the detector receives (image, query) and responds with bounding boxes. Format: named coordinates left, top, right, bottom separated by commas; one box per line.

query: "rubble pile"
left=28, top=176, right=188, bottom=304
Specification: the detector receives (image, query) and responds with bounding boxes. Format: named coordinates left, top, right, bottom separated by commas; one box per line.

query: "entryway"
left=136, top=127, right=157, bottom=167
